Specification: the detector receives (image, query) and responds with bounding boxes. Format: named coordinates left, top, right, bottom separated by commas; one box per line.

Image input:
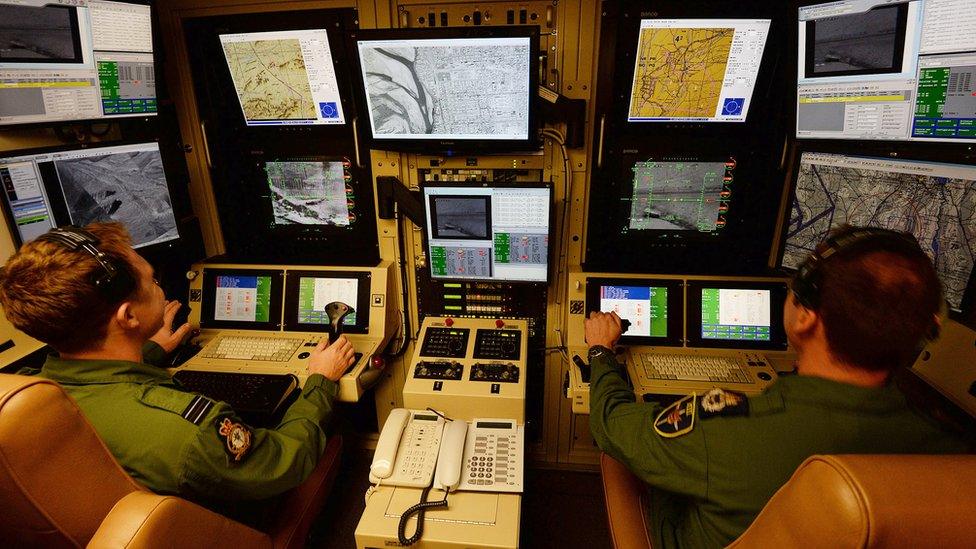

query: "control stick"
left=325, top=301, right=354, bottom=344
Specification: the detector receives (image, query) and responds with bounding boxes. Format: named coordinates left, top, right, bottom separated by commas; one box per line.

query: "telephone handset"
left=369, top=409, right=445, bottom=487
left=432, top=417, right=468, bottom=492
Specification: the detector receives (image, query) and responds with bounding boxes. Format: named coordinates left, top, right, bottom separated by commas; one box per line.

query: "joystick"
left=325, top=301, right=354, bottom=344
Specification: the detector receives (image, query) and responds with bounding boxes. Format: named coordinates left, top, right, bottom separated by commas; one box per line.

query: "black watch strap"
left=588, top=345, right=613, bottom=361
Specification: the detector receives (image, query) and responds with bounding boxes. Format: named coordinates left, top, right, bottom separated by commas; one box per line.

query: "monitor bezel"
left=0, top=139, right=181, bottom=251
left=200, top=268, right=285, bottom=330
left=685, top=279, right=788, bottom=351
left=0, top=0, right=158, bottom=129
left=420, top=181, right=554, bottom=284
left=348, top=26, right=541, bottom=154
left=282, top=269, right=372, bottom=334
left=584, top=277, right=684, bottom=347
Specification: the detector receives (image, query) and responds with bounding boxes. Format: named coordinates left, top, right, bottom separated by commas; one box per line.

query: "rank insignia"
left=699, top=388, right=749, bottom=419
left=217, top=418, right=252, bottom=462
left=654, top=394, right=696, bottom=438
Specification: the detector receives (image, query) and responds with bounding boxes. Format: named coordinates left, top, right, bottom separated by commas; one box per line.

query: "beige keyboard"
left=197, top=336, right=304, bottom=361
left=638, top=353, right=752, bottom=384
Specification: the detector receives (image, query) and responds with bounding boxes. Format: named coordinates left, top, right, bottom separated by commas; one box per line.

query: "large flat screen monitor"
left=0, top=141, right=179, bottom=249
left=626, top=156, right=736, bottom=234
left=627, top=18, right=771, bottom=123
left=686, top=280, right=788, bottom=350
left=796, top=0, right=976, bottom=142
left=353, top=27, right=539, bottom=152
left=0, top=0, right=156, bottom=126
left=282, top=270, right=371, bottom=333
left=781, top=152, right=976, bottom=311
left=219, top=29, right=346, bottom=126
left=584, top=278, right=684, bottom=347
left=423, top=183, right=551, bottom=282
left=200, top=268, right=284, bottom=330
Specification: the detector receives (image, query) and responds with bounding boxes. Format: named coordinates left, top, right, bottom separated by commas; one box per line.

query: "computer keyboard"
left=197, top=336, right=304, bottom=361
left=172, top=370, right=298, bottom=416
left=637, top=353, right=752, bottom=384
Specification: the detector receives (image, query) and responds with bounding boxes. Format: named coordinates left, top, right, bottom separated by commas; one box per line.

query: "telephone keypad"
left=464, top=432, right=520, bottom=488
left=392, top=422, right=442, bottom=486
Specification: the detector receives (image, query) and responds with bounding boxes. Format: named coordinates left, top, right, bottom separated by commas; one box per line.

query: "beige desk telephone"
left=369, top=409, right=524, bottom=494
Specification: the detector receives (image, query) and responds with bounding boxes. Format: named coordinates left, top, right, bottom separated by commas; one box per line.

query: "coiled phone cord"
left=397, top=485, right=448, bottom=546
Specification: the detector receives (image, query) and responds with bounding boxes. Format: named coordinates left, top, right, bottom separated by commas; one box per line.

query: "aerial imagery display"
left=629, top=161, right=727, bottom=231
left=0, top=4, right=82, bottom=62
left=265, top=160, right=351, bottom=226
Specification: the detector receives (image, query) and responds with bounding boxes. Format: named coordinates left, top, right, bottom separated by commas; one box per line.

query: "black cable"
left=388, top=209, right=413, bottom=359
left=397, top=486, right=448, bottom=546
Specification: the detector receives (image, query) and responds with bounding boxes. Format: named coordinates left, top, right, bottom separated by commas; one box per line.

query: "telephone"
left=370, top=409, right=524, bottom=494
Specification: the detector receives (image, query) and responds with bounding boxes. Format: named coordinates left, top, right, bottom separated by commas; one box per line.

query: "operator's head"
left=0, top=223, right=165, bottom=354
left=785, top=225, right=943, bottom=373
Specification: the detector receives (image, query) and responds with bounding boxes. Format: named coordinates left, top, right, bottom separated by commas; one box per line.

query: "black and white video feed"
left=810, top=5, right=903, bottom=76
left=54, top=151, right=179, bottom=248
left=0, top=4, right=82, bottom=63
left=432, top=196, right=490, bottom=239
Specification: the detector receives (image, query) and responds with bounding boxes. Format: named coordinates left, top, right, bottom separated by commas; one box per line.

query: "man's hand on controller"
left=309, top=335, right=356, bottom=382
left=584, top=311, right=623, bottom=349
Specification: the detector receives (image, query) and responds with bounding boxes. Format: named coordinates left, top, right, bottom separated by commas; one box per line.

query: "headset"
left=35, top=226, right=136, bottom=302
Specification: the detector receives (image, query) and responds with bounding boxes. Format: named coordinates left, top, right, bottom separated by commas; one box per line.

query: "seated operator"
left=585, top=226, right=968, bottom=548
left=0, top=222, right=354, bottom=509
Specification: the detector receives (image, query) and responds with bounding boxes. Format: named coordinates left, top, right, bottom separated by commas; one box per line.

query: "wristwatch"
left=588, top=345, right=613, bottom=362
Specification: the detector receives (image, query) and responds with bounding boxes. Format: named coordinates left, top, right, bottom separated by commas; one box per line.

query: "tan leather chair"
left=601, top=452, right=976, bottom=549
left=0, top=374, right=343, bottom=548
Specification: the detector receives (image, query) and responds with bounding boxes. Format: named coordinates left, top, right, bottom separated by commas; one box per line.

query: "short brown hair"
left=814, top=228, right=942, bottom=372
left=0, top=223, right=138, bottom=353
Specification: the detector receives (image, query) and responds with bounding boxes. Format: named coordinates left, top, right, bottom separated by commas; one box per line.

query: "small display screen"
left=599, top=285, right=668, bottom=338
left=295, top=276, right=358, bottom=326
left=700, top=288, right=771, bottom=341
left=476, top=421, right=514, bottom=429
left=414, top=414, right=439, bottom=421
left=213, top=275, right=272, bottom=323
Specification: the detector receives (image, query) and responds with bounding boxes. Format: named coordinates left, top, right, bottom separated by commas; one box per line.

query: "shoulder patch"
left=181, top=395, right=215, bottom=425
left=699, top=389, right=749, bottom=419
left=216, top=417, right=253, bottom=463
left=654, top=394, right=696, bottom=438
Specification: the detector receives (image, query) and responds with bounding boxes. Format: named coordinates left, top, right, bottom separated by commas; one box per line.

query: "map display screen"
left=265, top=160, right=353, bottom=226
left=701, top=288, right=771, bottom=341
left=783, top=152, right=976, bottom=309
left=357, top=36, right=532, bottom=140
left=0, top=0, right=157, bottom=126
left=0, top=142, right=178, bottom=249
left=627, top=158, right=735, bottom=233
left=296, top=276, right=358, bottom=326
left=213, top=275, right=272, bottom=323
left=599, top=285, right=669, bottom=338
left=219, top=29, right=345, bottom=126
left=423, top=185, right=550, bottom=282
left=628, top=19, right=771, bottom=123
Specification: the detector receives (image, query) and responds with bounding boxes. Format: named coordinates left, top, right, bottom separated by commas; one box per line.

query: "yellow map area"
left=629, top=28, right=734, bottom=119
left=222, top=39, right=316, bottom=121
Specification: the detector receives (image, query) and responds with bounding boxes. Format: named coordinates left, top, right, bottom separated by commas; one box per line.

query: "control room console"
left=404, top=316, right=528, bottom=423
left=175, top=261, right=397, bottom=402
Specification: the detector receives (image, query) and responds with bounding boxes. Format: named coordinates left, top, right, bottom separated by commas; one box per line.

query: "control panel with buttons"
left=470, top=362, right=520, bottom=383
left=473, top=329, right=522, bottom=360
left=420, top=328, right=470, bottom=358
left=414, top=360, right=464, bottom=380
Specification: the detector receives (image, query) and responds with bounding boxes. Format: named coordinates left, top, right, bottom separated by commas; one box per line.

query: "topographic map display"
left=629, top=27, right=734, bottom=119
left=266, top=161, right=350, bottom=226
left=360, top=39, right=530, bottom=137
left=783, top=157, right=976, bottom=307
left=54, top=150, right=178, bottom=248
left=629, top=161, right=727, bottom=231
left=222, top=38, right=317, bottom=121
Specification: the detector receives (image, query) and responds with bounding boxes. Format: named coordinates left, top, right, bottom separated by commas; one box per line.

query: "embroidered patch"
left=217, top=418, right=252, bottom=462
left=653, top=394, right=696, bottom=438
left=699, top=388, right=749, bottom=419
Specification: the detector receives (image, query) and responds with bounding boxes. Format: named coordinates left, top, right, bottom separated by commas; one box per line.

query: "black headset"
left=35, top=226, right=136, bottom=302
left=791, top=227, right=925, bottom=310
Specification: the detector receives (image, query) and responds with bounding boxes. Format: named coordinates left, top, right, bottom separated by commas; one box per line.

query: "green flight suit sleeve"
left=141, top=341, right=168, bottom=367
left=180, top=373, right=338, bottom=501
left=588, top=354, right=708, bottom=499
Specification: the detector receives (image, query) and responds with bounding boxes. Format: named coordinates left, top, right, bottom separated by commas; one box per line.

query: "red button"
left=445, top=318, right=454, bottom=327
left=495, top=319, right=505, bottom=328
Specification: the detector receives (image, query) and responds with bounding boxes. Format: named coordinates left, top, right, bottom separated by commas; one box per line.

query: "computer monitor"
left=264, top=158, right=354, bottom=226
left=584, top=278, right=683, bottom=346
left=283, top=270, right=371, bottom=333
left=627, top=19, right=771, bottom=123
left=686, top=280, right=788, bottom=350
left=796, top=0, right=976, bottom=142
left=219, top=29, right=346, bottom=126
left=353, top=26, right=539, bottom=152
left=0, top=0, right=157, bottom=126
left=626, top=157, right=736, bottom=234
left=423, top=183, right=551, bottom=283
left=781, top=152, right=976, bottom=311
left=200, top=268, right=284, bottom=330
left=0, top=141, right=179, bottom=249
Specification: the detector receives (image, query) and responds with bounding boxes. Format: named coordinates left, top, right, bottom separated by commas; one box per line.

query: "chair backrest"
left=729, top=454, right=976, bottom=548
left=0, top=374, right=143, bottom=547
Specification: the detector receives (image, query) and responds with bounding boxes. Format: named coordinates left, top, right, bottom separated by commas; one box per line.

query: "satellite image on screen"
left=266, top=160, right=350, bottom=226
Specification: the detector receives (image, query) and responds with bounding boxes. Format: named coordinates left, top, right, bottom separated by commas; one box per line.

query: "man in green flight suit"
left=0, top=222, right=354, bottom=511
left=585, top=226, right=968, bottom=548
